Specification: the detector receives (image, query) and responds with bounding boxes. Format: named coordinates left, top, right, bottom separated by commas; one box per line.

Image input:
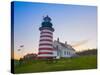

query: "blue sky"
left=13, top=1, right=97, bottom=59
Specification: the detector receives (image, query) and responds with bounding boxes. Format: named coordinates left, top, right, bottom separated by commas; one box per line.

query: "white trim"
left=41, top=29, right=53, bottom=33
left=39, top=50, right=53, bottom=53
left=39, top=41, right=53, bottom=44
left=40, top=37, right=52, bottom=40
left=41, top=33, right=53, bottom=36
left=39, top=45, right=53, bottom=48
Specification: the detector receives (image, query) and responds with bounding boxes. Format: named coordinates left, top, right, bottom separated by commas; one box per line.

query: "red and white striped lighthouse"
left=38, top=15, right=55, bottom=59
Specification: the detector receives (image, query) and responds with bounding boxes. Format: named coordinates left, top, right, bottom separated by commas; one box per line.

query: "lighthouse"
left=38, top=15, right=55, bottom=59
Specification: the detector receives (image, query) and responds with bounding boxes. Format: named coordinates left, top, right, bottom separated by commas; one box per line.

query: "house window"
left=69, top=52, right=70, bottom=55
left=67, top=51, right=68, bottom=55
left=64, top=51, right=66, bottom=55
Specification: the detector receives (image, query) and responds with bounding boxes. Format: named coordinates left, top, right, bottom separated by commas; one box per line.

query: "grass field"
left=14, top=55, right=97, bottom=74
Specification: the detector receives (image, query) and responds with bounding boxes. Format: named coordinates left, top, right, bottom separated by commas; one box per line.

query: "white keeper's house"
left=53, top=38, right=76, bottom=59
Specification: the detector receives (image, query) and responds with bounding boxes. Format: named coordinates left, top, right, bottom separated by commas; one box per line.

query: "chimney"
left=57, top=37, right=59, bottom=42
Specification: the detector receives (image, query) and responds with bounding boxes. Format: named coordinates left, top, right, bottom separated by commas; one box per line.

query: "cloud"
left=72, top=39, right=89, bottom=47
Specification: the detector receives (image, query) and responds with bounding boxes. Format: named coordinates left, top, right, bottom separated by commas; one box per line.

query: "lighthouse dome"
left=41, top=15, right=53, bottom=28
left=43, top=15, right=51, bottom=22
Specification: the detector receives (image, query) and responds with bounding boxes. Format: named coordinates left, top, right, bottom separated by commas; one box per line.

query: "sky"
left=13, top=1, right=97, bottom=59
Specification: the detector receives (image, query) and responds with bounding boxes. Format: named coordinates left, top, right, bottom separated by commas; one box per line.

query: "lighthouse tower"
left=38, top=15, right=55, bottom=59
